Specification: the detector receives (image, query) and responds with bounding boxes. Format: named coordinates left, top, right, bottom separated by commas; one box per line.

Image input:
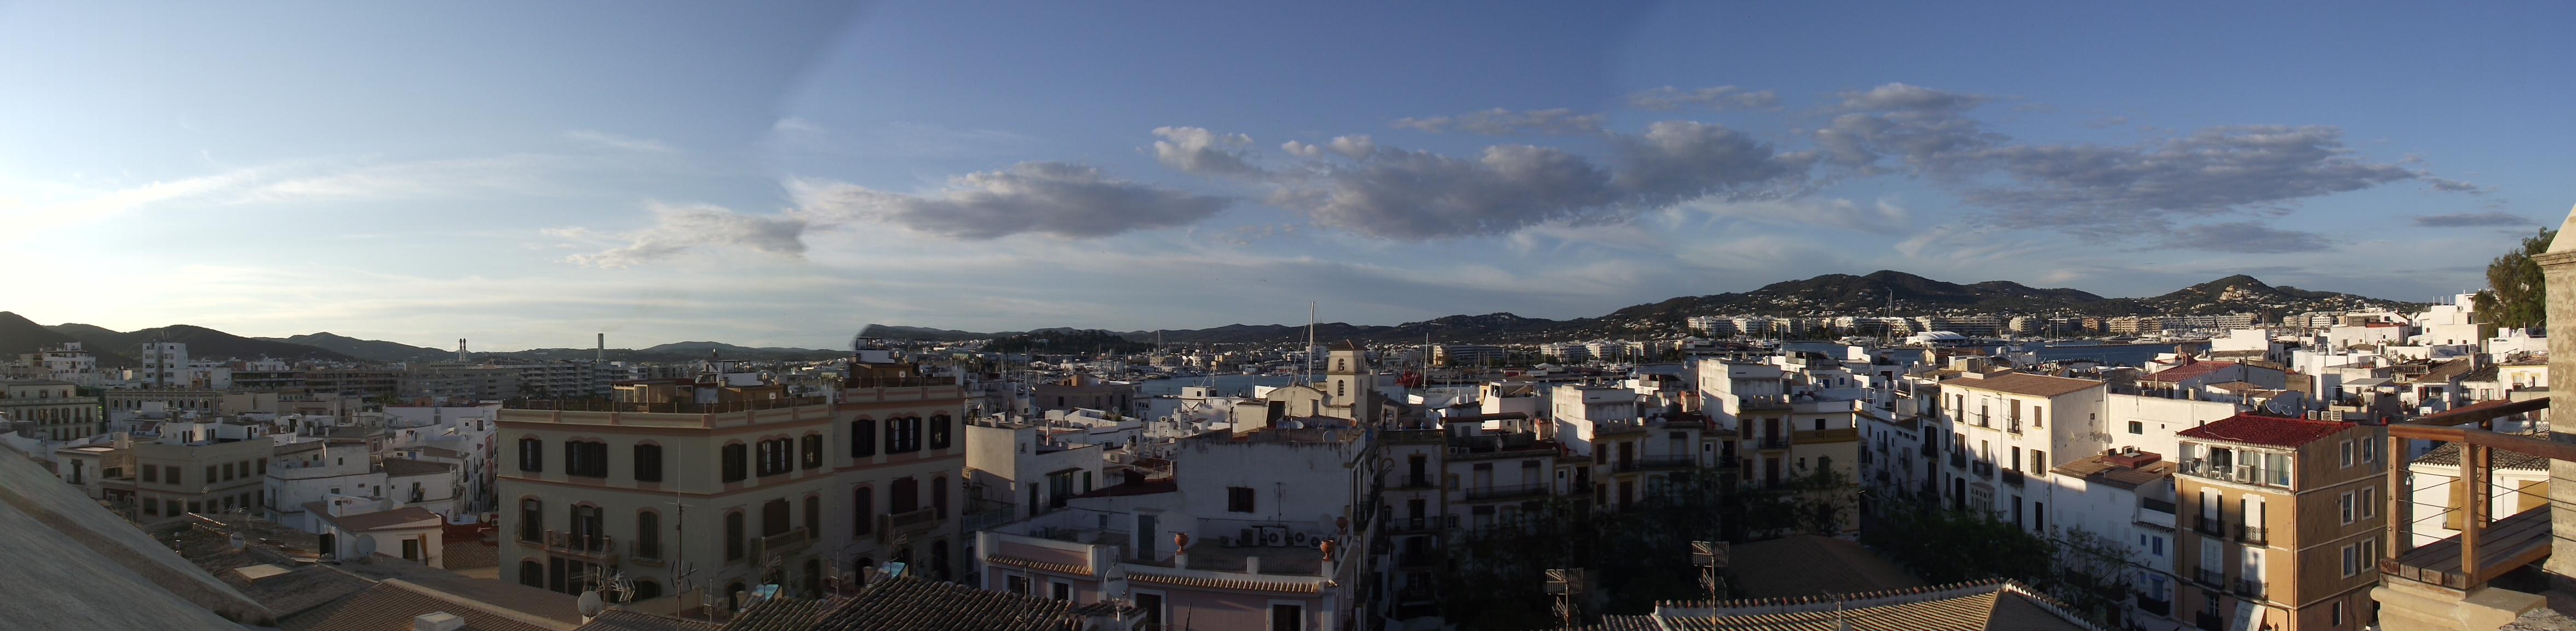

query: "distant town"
left=0, top=254, right=2562, bottom=631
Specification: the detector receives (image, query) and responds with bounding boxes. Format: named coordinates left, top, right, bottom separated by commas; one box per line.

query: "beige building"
left=2174, top=414, right=2384, bottom=631
left=496, top=356, right=967, bottom=618
left=103, top=418, right=276, bottom=525
left=2, top=378, right=102, bottom=440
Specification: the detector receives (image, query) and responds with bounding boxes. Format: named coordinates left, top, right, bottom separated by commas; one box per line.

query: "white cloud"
left=1626, top=85, right=1780, bottom=111
left=1151, top=127, right=1260, bottom=175
left=1391, top=108, right=1607, bottom=135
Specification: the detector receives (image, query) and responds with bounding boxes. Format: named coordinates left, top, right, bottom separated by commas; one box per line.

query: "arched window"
left=519, top=560, right=544, bottom=588
left=932, top=475, right=948, bottom=517
left=636, top=510, right=661, bottom=560
left=518, top=437, right=543, bottom=472
left=721, top=443, right=747, bottom=483
left=928, top=415, right=952, bottom=450
left=633, top=443, right=663, bottom=482
left=853, top=486, right=874, bottom=536
left=519, top=498, right=542, bottom=542
left=851, top=418, right=877, bottom=457
left=762, top=498, right=791, bottom=537
left=724, top=512, right=745, bottom=561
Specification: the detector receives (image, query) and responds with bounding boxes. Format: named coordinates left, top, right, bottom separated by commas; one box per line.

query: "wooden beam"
left=2386, top=425, right=2576, bottom=463
left=2463, top=444, right=2489, bottom=584
left=2409, top=398, right=2549, bottom=427
left=2388, top=433, right=2410, bottom=559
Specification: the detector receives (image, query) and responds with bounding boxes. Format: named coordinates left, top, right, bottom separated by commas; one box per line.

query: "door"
left=401, top=537, right=421, bottom=561
left=1135, top=514, right=1158, bottom=561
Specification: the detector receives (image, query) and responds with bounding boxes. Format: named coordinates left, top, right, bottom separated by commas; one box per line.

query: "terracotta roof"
left=2050, top=452, right=2175, bottom=491
left=2413, top=443, right=2549, bottom=471
left=1724, top=535, right=1923, bottom=599
left=1625, top=580, right=2099, bottom=631
left=335, top=555, right=582, bottom=624
left=382, top=457, right=455, bottom=477
left=2143, top=360, right=2237, bottom=383
left=1941, top=373, right=2103, bottom=398
left=572, top=609, right=720, bottom=631
left=983, top=553, right=1093, bottom=577
left=2175, top=414, right=2353, bottom=449
left=278, top=580, right=571, bottom=631
left=724, top=596, right=837, bottom=631
left=806, top=576, right=1082, bottom=630
left=1125, top=571, right=1323, bottom=594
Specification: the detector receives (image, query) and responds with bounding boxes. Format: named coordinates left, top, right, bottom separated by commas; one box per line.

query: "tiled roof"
left=2143, top=360, right=2238, bottom=383
left=2049, top=452, right=2175, bottom=491
left=1941, top=373, right=2102, bottom=398
left=317, top=506, right=444, bottom=532
left=1725, top=535, right=1923, bottom=599
left=1125, top=571, right=1324, bottom=594
left=2413, top=443, right=2550, bottom=471
left=1636, top=580, right=2099, bottom=631
left=2174, top=414, right=2352, bottom=449
left=573, top=609, right=720, bottom=631
left=984, top=553, right=1093, bottom=577
left=724, top=596, right=837, bottom=631
left=279, top=580, right=570, bottom=631
left=336, top=555, right=583, bottom=625
left=806, top=576, right=1081, bottom=631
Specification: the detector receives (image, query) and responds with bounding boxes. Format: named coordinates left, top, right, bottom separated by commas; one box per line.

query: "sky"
left=4, top=1, right=2572, bottom=351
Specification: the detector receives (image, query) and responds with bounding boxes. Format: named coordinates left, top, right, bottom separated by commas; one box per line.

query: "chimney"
left=413, top=612, right=466, bottom=631
left=457, top=339, right=468, bottom=363
left=596, top=333, right=605, bottom=365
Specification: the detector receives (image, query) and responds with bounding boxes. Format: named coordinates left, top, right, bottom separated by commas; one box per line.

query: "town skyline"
left=7, top=2, right=2572, bottom=350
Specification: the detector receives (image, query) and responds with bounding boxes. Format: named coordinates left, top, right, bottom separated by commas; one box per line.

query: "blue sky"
left=4, top=1, right=2569, bottom=350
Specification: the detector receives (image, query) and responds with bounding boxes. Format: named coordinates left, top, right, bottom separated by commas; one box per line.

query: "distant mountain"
left=1595, top=270, right=2119, bottom=325
left=861, top=325, right=998, bottom=342
left=2100, top=274, right=2414, bottom=317
left=45, top=323, right=353, bottom=363
left=490, top=341, right=845, bottom=363
left=0, top=312, right=136, bottom=366
left=262, top=332, right=453, bottom=363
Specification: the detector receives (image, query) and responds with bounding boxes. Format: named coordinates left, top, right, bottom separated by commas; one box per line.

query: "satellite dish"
left=577, top=590, right=605, bottom=618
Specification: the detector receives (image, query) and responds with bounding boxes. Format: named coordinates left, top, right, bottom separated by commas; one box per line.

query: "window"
left=801, top=434, right=823, bottom=469
left=721, top=443, right=747, bottom=483
left=1227, top=486, right=1256, bottom=513
left=853, top=487, right=874, bottom=535
left=168, top=466, right=181, bottom=485
left=725, top=512, right=745, bottom=561
left=1137, top=593, right=1165, bottom=630
left=222, top=462, right=234, bottom=481
left=205, top=466, right=216, bottom=484
left=1051, top=581, right=1071, bottom=601
left=256, top=459, right=266, bottom=475
left=929, top=414, right=953, bottom=450
left=633, top=444, right=663, bottom=482
left=519, top=437, right=543, bottom=472
left=521, top=561, right=544, bottom=588
left=933, top=475, right=949, bottom=516
left=762, top=498, right=791, bottom=537
left=2340, top=440, right=2355, bottom=468
left=636, top=510, right=661, bottom=559
left=2010, top=446, right=2021, bottom=472
left=886, top=417, right=923, bottom=453
left=2129, top=420, right=2143, bottom=434
left=2339, top=491, right=2356, bottom=524
left=2333, top=601, right=2344, bottom=626
left=851, top=418, right=878, bottom=457
left=758, top=438, right=794, bottom=477
left=805, top=495, right=820, bottom=535
left=2362, top=438, right=2378, bottom=463
left=2032, top=450, right=2046, bottom=475
left=2360, top=485, right=2377, bottom=519
left=143, top=466, right=157, bottom=483
left=1006, top=575, right=1030, bottom=595
left=2341, top=543, right=2360, bottom=577
left=520, top=498, right=543, bottom=542
left=564, top=440, right=608, bottom=478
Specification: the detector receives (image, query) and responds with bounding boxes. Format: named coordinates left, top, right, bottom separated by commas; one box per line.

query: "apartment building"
left=2174, top=414, right=2385, bottom=631
left=106, top=418, right=275, bottom=525
left=2048, top=448, right=2183, bottom=630
left=1378, top=427, right=1451, bottom=623
left=496, top=352, right=967, bottom=616
left=104, top=388, right=222, bottom=417
left=961, top=417, right=1108, bottom=530
left=0, top=378, right=102, bottom=440
left=1935, top=369, right=2104, bottom=531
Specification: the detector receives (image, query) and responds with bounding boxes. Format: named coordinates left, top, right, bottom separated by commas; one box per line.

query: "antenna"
left=1306, top=301, right=1318, bottom=386
left=1545, top=568, right=1585, bottom=627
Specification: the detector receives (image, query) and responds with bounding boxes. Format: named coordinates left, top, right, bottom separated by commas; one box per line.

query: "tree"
left=2474, top=227, right=2555, bottom=330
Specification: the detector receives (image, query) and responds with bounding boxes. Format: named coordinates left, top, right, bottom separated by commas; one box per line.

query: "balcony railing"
left=1393, top=476, right=1439, bottom=491
left=2005, top=421, right=2023, bottom=434
left=1948, top=452, right=1966, bottom=469
left=2136, top=595, right=2171, bottom=616
left=2196, top=612, right=2222, bottom=630
left=877, top=507, right=942, bottom=543
left=752, top=527, right=810, bottom=559
left=543, top=530, right=618, bottom=564
left=2140, top=497, right=2176, bottom=515
left=2194, top=568, right=2224, bottom=586
left=2234, top=578, right=2266, bottom=600
left=1755, top=436, right=1790, bottom=450
left=1615, top=455, right=1695, bottom=473
left=1969, top=461, right=1993, bottom=478
left=1461, top=482, right=1551, bottom=502
left=1999, top=469, right=2025, bottom=487
left=2193, top=515, right=2225, bottom=536
left=1387, top=516, right=1446, bottom=534
left=2237, top=524, right=2268, bottom=546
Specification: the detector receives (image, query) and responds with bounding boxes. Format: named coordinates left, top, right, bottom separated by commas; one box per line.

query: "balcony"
left=1392, top=475, right=1439, bottom=491
left=1999, top=469, right=2024, bottom=487
left=2194, top=568, right=2224, bottom=587
left=1615, top=455, right=1695, bottom=473
left=542, top=530, right=619, bottom=564
left=1754, top=436, right=1790, bottom=450
left=2192, top=515, right=2225, bottom=537
left=2196, top=612, right=2222, bottom=630
left=1948, top=452, right=1966, bottom=469
left=1461, top=482, right=1552, bottom=502
left=752, top=527, right=810, bottom=559
left=2234, top=578, right=2266, bottom=600
left=2005, top=421, right=2023, bottom=435
left=1793, top=427, right=1858, bottom=444
left=2136, top=498, right=2176, bottom=529
left=1969, top=461, right=1993, bottom=478
left=2237, top=524, right=2268, bottom=546
left=2136, top=595, right=2171, bottom=616
left=1387, top=515, right=1446, bottom=534
left=877, top=507, right=942, bottom=543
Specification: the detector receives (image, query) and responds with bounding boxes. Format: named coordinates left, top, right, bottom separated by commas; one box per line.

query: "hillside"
left=262, top=332, right=453, bottom=363
left=0, top=312, right=139, bottom=366
left=490, top=341, right=844, bottom=363
left=46, top=324, right=354, bottom=363
left=2107, top=274, right=2417, bottom=316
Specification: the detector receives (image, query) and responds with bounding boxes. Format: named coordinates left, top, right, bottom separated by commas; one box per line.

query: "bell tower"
left=1324, top=340, right=1375, bottom=425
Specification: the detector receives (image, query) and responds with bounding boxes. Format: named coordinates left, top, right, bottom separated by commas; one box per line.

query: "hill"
left=2107, top=274, right=2414, bottom=316
left=0, top=312, right=139, bottom=366
left=262, top=332, right=454, bottom=363
left=47, top=324, right=355, bottom=363
left=487, top=341, right=844, bottom=363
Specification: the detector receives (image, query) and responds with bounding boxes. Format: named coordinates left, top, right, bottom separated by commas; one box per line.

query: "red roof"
left=2144, top=360, right=2238, bottom=383
left=2175, top=414, right=2351, bottom=449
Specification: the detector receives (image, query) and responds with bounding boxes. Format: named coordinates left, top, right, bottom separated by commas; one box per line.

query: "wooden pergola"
left=2381, top=398, right=2558, bottom=590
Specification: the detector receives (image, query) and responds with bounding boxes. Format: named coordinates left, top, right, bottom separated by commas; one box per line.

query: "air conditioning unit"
left=1290, top=531, right=1310, bottom=547
left=1259, top=526, right=1286, bottom=547
left=2231, top=466, right=2256, bottom=484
